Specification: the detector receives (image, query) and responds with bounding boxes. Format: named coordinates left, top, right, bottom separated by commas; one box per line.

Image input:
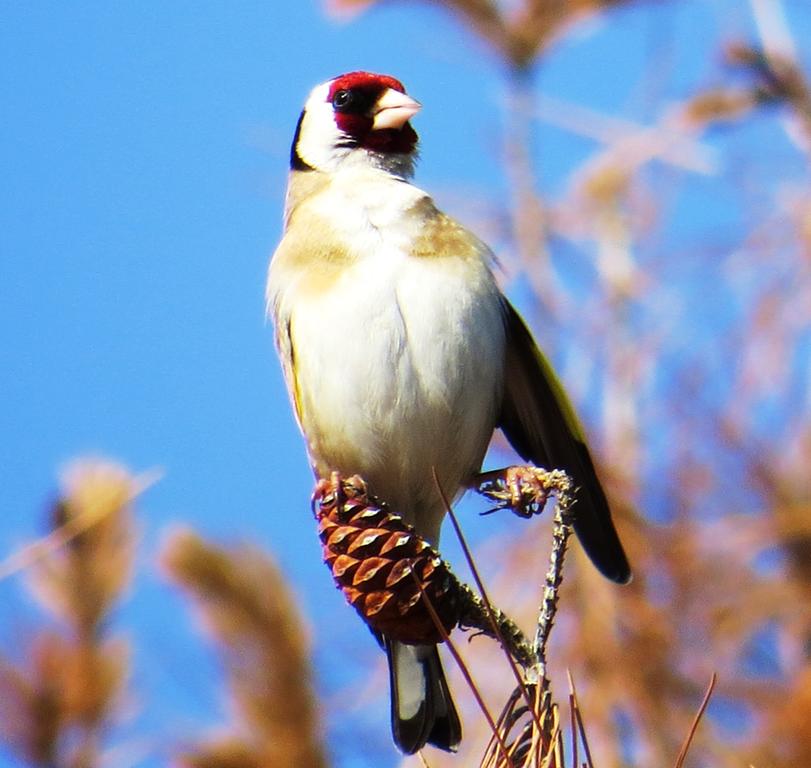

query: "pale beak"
left=372, top=88, right=421, bottom=130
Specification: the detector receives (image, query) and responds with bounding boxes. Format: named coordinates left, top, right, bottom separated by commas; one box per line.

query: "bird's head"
left=291, top=72, right=421, bottom=177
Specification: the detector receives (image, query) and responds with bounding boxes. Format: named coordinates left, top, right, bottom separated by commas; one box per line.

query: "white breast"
left=270, top=171, right=506, bottom=542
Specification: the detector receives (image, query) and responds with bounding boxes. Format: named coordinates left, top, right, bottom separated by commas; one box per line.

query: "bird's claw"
left=476, top=466, right=555, bottom=519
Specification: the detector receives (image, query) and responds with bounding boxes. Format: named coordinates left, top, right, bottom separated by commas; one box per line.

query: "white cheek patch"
left=295, top=82, right=353, bottom=172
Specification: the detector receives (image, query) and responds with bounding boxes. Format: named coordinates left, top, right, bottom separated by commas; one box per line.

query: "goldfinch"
left=267, top=71, right=630, bottom=755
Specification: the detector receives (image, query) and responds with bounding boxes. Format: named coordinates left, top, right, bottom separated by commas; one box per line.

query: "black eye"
left=332, top=89, right=353, bottom=110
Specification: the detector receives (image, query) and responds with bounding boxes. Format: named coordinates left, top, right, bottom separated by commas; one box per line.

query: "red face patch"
left=325, top=71, right=417, bottom=155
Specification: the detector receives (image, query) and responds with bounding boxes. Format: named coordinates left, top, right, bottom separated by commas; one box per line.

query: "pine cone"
left=312, top=474, right=461, bottom=645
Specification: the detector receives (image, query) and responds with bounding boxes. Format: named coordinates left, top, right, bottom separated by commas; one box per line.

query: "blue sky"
left=2, top=2, right=810, bottom=766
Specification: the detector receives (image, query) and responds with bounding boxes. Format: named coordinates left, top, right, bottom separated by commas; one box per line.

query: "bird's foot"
left=475, top=465, right=563, bottom=518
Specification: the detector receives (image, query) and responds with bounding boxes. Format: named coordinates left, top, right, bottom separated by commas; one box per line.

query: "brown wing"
left=498, top=300, right=631, bottom=584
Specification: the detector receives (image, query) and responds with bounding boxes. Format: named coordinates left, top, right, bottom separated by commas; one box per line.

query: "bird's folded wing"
left=498, top=299, right=631, bottom=584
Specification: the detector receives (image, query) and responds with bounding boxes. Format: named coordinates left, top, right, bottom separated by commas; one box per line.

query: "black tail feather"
left=385, top=638, right=461, bottom=754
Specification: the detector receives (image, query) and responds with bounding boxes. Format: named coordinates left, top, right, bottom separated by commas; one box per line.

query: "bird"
left=266, top=71, right=631, bottom=755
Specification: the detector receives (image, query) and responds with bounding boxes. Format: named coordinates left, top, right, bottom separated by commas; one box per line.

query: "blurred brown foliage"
left=328, top=0, right=632, bottom=70
left=0, top=466, right=329, bottom=768
left=162, top=529, right=327, bottom=768
left=0, top=461, right=137, bottom=768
